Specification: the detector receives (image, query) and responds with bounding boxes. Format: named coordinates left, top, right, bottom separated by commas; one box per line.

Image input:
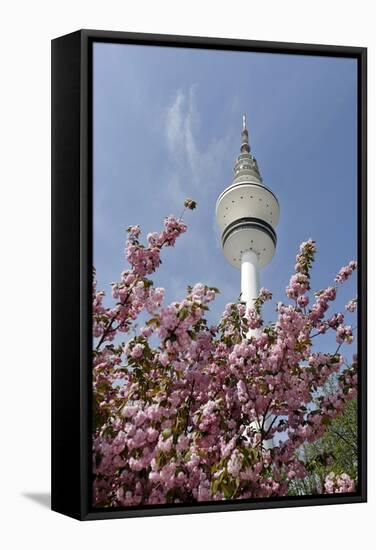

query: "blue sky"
left=93, top=42, right=357, bottom=356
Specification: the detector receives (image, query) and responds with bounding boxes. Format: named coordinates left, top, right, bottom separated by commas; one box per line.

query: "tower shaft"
left=241, top=250, right=260, bottom=339
left=240, top=250, right=260, bottom=311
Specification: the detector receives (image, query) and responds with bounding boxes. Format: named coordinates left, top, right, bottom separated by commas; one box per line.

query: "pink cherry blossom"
left=92, top=204, right=358, bottom=508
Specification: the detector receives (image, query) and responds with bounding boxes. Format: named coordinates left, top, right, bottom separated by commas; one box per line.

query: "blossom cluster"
left=92, top=215, right=187, bottom=347
left=324, top=472, right=356, bottom=493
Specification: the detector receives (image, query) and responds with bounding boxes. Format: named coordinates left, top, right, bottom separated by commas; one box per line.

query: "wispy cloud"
left=165, top=85, right=199, bottom=176
left=163, top=85, right=236, bottom=289
left=164, top=85, right=232, bottom=195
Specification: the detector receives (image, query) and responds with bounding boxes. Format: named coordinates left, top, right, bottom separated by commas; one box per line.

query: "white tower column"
left=216, top=115, right=280, bottom=449
left=241, top=250, right=260, bottom=311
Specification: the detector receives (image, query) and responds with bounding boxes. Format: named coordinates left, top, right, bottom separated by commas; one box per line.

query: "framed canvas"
left=51, top=29, right=367, bottom=520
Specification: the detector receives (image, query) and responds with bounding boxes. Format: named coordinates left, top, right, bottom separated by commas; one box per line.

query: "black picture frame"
left=51, top=29, right=367, bottom=520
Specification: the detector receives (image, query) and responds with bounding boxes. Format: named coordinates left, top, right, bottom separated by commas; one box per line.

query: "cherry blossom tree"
left=92, top=201, right=357, bottom=507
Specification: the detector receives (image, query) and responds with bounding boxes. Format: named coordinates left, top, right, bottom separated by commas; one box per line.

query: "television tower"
left=216, top=115, right=280, bottom=324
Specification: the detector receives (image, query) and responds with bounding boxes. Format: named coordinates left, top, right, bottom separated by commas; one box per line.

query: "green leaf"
left=146, top=317, right=160, bottom=327
left=178, top=308, right=189, bottom=321
left=209, top=286, right=220, bottom=294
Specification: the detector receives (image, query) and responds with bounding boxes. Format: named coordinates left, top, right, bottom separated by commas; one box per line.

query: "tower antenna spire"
left=241, top=113, right=250, bottom=153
